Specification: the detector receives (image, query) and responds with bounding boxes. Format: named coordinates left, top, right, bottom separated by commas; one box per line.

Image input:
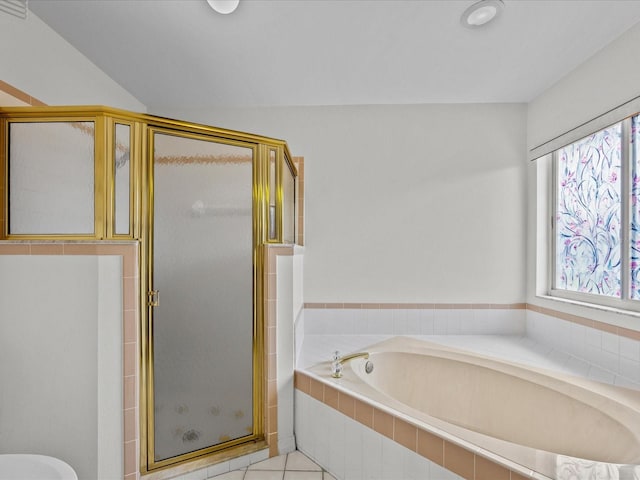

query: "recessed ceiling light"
left=461, top=0, right=504, bottom=28
left=207, top=0, right=240, bottom=15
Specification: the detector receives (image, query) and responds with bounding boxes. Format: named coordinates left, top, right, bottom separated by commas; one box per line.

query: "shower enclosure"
left=0, top=106, right=297, bottom=473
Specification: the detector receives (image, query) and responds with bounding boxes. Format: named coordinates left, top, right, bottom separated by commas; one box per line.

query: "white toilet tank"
left=0, top=455, right=78, bottom=480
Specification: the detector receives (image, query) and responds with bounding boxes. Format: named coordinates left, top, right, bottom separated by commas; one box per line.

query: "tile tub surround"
left=0, top=241, right=140, bottom=479
left=295, top=389, right=465, bottom=480
left=295, top=365, right=640, bottom=480
left=300, top=303, right=640, bottom=389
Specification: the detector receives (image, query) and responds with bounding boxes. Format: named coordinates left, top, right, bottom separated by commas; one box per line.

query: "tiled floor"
left=214, top=451, right=336, bottom=480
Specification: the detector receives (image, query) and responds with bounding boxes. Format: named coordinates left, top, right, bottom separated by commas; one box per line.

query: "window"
left=552, top=115, right=640, bottom=308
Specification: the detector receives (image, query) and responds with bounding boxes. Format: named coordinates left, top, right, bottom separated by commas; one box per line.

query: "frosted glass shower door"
left=151, top=132, right=254, bottom=462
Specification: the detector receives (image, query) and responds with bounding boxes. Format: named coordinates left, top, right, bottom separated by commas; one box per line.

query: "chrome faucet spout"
left=331, top=351, right=369, bottom=378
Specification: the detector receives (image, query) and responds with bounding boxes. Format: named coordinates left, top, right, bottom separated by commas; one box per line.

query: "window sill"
left=535, top=294, right=640, bottom=320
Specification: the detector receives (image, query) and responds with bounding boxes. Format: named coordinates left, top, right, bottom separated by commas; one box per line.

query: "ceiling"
left=28, top=0, right=640, bottom=109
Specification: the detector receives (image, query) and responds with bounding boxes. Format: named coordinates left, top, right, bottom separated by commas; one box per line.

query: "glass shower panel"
left=152, top=132, right=254, bottom=462
left=268, top=149, right=277, bottom=240
left=282, top=161, right=295, bottom=244
left=9, top=122, right=95, bottom=234
left=114, top=123, right=131, bottom=235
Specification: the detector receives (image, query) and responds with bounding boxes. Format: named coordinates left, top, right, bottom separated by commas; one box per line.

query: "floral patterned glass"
left=555, top=123, right=622, bottom=297
left=631, top=115, right=640, bottom=299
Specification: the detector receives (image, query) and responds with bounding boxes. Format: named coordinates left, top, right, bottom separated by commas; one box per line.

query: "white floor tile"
left=248, top=455, right=288, bottom=471
left=323, top=473, right=337, bottom=480
left=286, top=451, right=322, bottom=471
left=283, top=472, right=323, bottom=480
left=245, top=470, right=285, bottom=480
left=210, top=471, right=245, bottom=480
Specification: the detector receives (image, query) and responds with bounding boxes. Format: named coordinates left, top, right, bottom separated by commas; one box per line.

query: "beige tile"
left=620, top=326, right=640, bottom=341
left=123, top=440, right=136, bottom=476
left=284, top=472, right=323, bottom=480
left=123, top=276, right=137, bottom=311
left=63, top=244, right=99, bottom=255
left=444, top=441, right=474, bottom=480
left=123, top=375, right=136, bottom=410
left=123, top=408, right=136, bottom=442
left=213, top=471, right=246, bottom=480
left=475, top=455, right=509, bottom=480
left=268, top=379, right=278, bottom=406
left=123, top=309, right=137, bottom=343
left=122, top=246, right=138, bottom=278
left=268, top=406, right=278, bottom=433
left=285, top=451, right=322, bottom=472
left=0, top=244, right=29, bottom=255
left=248, top=454, right=287, bottom=470
left=417, top=429, right=443, bottom=466
left=267, top=300, right=277, bottom=327
left=294, top=372, right=310, bottom=394
left=337, top=392, right=355, bottom=418
left=268, top=326, right=277, bottom=353
left=268, top=354, right=277, bottom=381
left=267, top=274, right=277, bottom=300
left=323, top=474, right=336, bottom=480
left=268, top=433, right=279, bottom=457
left=354, top=399, right=373, bottom=428
left=123, top=342, right=137, bottom=377
left=267, top=249, right=277, bottom=272
left=30, top=244, right=64, bottom=255
left=323, top=385, right=339, bottom=410
left=372, top=408, right=393, bottom=439
left=309, top=378, right=324, bottom=402
left=246, top=471, right=284, bottom=480
left=393, top=418, right=417, bottom=451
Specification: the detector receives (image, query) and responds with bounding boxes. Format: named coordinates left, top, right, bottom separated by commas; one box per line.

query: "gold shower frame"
left=0, top=105, right=297, bottom=474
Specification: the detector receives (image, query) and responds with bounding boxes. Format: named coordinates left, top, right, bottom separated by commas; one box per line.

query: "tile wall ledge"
left=302, top=301, right=640, bottom=341
left=303, top=302, right=526, bottom=310
left=530, top=297, right=640, bottom=340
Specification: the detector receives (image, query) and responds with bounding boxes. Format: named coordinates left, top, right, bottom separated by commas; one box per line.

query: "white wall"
left=0, top=255, right=123, bottom=480
left=527, top=22, right=640, bottom=155
left=155, top=104, right=528, bottom=304
left=526, top=22, right=640, bottom=331
left=0, top=11, right=145, bottom=110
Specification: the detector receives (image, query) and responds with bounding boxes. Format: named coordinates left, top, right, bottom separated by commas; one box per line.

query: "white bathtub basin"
left=0, top=455, right=78, bottom=480
left=307, top=336, right=640, bottom=479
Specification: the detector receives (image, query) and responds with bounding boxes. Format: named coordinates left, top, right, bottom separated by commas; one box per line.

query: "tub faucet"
left=331, top=351, right=369, bottom=378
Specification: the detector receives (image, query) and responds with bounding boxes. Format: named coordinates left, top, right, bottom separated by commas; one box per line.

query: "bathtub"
left=302, top=336, right=640, bottom=480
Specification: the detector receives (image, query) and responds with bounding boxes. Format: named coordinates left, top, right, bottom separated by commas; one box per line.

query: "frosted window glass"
left=114, top=124, right=131, bottom=235
left=9, top=122, right=95, bottom=235
left=555, top=123, right=622, bottom=297
left=631, top=115, right=640, bottom=299
left=282, top=161, right=295, bottom=244
left=152, top=133, right=254, bottom=461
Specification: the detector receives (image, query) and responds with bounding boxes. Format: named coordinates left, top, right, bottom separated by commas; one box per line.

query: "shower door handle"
left=148, top=290, right=160, bottom=307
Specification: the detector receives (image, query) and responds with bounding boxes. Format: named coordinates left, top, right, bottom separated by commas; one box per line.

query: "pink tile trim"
left=0, top=79, right=47, bottom=106
left=303, top=302, right=526, bottom=310
left=295, top=370, right=535, bottom=480
left=263, top=244, right=295, bottom=458
left=0, top=241, right=140, bottom=480
left=527, top=304, right=640, bottom=341
left=301, top=301, right=640, bottom=341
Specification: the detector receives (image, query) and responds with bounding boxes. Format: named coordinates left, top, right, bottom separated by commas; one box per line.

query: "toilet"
left=0, top=455, right=78, bottom=480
